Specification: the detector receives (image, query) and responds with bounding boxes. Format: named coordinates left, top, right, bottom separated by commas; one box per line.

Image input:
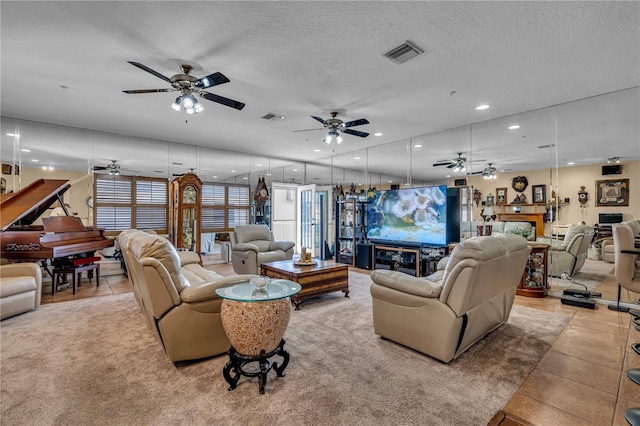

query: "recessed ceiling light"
left=292, top=168, right=298, bottom=172
left=266, top=173, right=272, bottom=176
left=414, top=144, right=422, bottom=148
left=314, top=149, right=321, bottom=152
left=31, top=159, right=39, bottom=162
left=21, top=148, right=31, bottom=152
left=374, top=132, right=383, bottom=137
left=243, top=177, right=248, bottom=179
left=445, top=175, right=451, bottom=178
left=256, top=164, right=262, bottom=167
left=6, top=133, right=19, bottom=137
left=230, top=170, right=236, bottom=173
left=354, top=157, right=360, bottom=160
left=475, top=104, right=490, bottom=110
left=567, top=162, right=575, bottom=165
left=508, top=125, right=520, bottom=130
left=387, top=180, right=393, bottom=183
left=212, top=175, right=218, bottom=178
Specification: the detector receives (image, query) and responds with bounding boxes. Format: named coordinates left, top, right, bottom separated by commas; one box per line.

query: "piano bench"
left=52, top=262, right=100, bottom=295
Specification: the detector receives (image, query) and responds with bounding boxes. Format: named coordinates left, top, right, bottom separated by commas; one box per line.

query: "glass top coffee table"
left=216, top=278, right=301, bottom=394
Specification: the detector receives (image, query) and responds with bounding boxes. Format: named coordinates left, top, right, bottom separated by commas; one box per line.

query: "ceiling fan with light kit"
left=432, top=152, right=487, bottom=173
left=93, top=160, right=121, bottom=175
left=293, top=111, right=369, bottom=144
left=122, top=61, right=245, bottom=114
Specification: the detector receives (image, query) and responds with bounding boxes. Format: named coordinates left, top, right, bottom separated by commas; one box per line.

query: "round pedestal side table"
left=216, top=279, right=301, bottom=394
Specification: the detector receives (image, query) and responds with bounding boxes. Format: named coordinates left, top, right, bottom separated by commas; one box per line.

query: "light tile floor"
left=41, top=263, right=640, bottom=426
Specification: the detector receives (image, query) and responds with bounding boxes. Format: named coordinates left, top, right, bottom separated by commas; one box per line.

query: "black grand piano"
left=0, top=179, right=114, bottom=290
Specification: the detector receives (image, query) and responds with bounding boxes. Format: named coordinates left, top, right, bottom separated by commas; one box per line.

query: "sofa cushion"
left=235, top=225, right=271, bottom=244
left=1, top=276, right=37, bottom=298
left=503, top=222, right=533, bottom=239
left=130, top=234, right=190, bottom=292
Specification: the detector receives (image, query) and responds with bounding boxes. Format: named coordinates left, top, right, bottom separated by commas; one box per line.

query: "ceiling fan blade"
left=342, top=118, right=369, bottom=128
left=292, top=128, right=323, bottom=133
left=343, top=128, right=369, bottom=138
left=432, top=162, right=452, bottom=167
left=93, top=166, right=108, bottom=170
left=468, top=171, right=483, bottom=175
left=193, top=72, right=230, bottom=89
left=200, top=92, right=245, bottom=110
left=311, top=116, right=327, bottom=126
left=122, top=89, right=174, bottom=94
left=127, top=61, right=172, bottom=83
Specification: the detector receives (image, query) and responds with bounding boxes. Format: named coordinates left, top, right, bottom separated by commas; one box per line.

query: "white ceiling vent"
left=383, top=41, right=424, bottom=64
left=262, top=112, right=285, bottom=121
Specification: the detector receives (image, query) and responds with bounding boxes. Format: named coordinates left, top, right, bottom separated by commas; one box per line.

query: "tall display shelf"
left=335, top=198, right=367, bottom=266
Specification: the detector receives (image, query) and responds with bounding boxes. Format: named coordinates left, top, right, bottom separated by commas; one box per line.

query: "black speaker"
left=602, top=164, right=622, bottom=175
left=454, top=178, right=467, bottom=186
left=356, top=243, right=373, bottom=270
left=390, top=184, right=400, bottom=190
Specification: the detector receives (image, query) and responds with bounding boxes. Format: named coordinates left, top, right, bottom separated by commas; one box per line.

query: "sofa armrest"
left=180, top=274, right=258, bottom=303
left=270, top=241, right=295, bottom=252
left=232, top=243, right=259, bottom=253
left=0, top=263, right=42, bottom=279
left=370, top=269, right=442, bottom=298
left=537, top=237, right=567, bottom=251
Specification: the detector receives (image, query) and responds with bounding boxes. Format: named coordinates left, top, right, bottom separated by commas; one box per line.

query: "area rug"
left=1, top=271, right=570, bottom=426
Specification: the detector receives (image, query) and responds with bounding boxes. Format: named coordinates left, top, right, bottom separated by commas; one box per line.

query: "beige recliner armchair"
left=231, top=224, right=295, bottom=275
left=121, top=229, right=256, bottom=362
left=370, top=234, right=530, bottom=363
left=1, top=262, right=42, bottom=320
left=537, top=225, right=594, bottom=277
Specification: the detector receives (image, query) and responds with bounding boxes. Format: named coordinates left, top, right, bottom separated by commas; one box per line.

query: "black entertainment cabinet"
left=373, top=244, right=448, bottom=277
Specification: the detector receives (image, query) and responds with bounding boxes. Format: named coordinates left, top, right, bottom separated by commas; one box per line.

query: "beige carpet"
left=1, top=271, right=570, bottom=426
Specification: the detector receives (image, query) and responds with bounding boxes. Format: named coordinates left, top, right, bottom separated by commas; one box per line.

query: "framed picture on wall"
left=486, top=195, right=494, bottom=206
left=532, top=185, right=546, bottom=204
left=496, top=188, right=507, bottom=205
left=595, top=179, right=629, bottom=206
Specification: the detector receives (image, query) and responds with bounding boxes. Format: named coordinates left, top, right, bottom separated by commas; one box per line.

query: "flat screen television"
left=598, top=213, right=623, bottom=225
left=366, top=185, right=449, bottom=246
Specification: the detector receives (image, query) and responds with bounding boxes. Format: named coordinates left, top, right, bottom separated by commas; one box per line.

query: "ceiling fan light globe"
left=336, top=135, right=343, bottom=144
left=194, top=103, right=204, bottom=113
left=183, top=96, right=195, bottom=108
left=324, top=135, right=332, bottom=144
left=185, top=107, right=195, bottom=115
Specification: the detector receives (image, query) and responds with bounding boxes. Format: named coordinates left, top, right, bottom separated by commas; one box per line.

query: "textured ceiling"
left=1, top=1, right=639, bottom=183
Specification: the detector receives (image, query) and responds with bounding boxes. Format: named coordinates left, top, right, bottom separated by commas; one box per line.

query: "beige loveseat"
left=370, top=234, right=530, bottom=363
left=460, top=221, right=536, bottom=241
left=230, top=225, right=295, bottom=275
left=537, top=224, right=594, bottom=276
left=1, top=262, right=42, bottom=320
left=118, top=229, right=257, bottom=362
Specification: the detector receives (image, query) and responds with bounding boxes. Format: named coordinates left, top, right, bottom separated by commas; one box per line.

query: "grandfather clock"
left=170, top=173, right=202, bottom=254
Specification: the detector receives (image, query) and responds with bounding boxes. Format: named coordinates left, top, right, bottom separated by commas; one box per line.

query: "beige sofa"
left=370, top=234, right=530, bottom=363
left=1, top=263, right=42, bottom=320
left=119, top=229, right=257, bottom=362
left=537, top=225, right=594, bottom=276
left=602, top=220, right=640, bottom=263
left=460, top=221, right=536, bottom=241
left=230, top=225, right=295, bottom=275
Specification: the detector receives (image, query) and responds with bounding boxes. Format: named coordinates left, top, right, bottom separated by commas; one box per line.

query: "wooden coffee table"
left=260, top=259, right=349, bottom=310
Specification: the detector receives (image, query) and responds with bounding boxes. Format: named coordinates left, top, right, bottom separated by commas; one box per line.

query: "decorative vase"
left=477, top=225, right=484, bottom=236
left=485, top=225, right=493, bottom=236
